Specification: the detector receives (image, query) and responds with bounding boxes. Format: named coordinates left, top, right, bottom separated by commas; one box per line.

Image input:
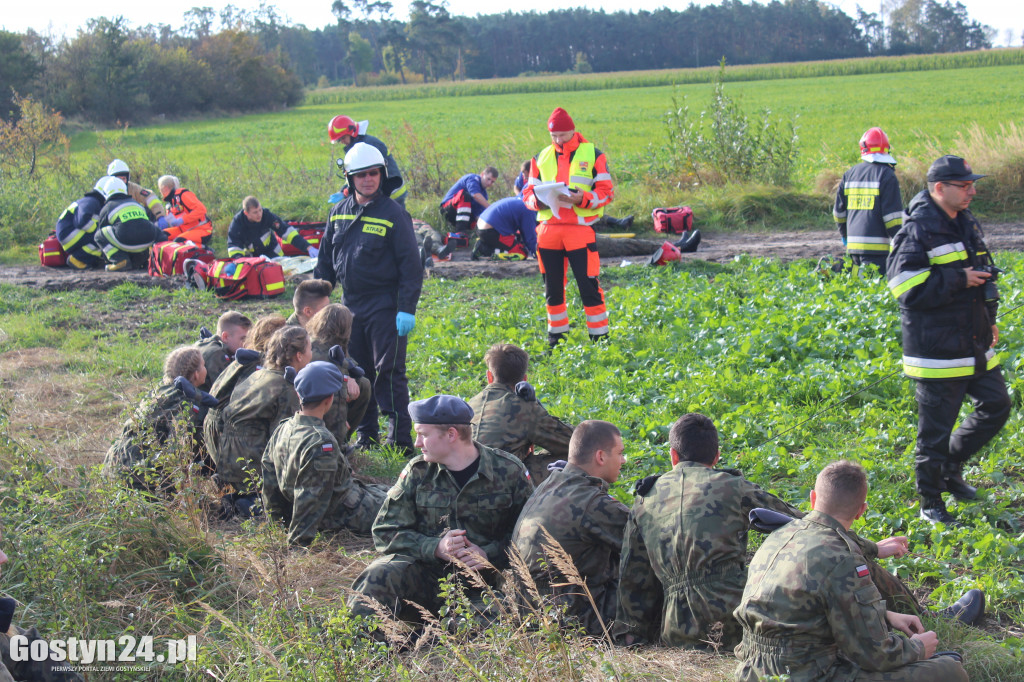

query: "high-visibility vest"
left=536, top=143, right=603, bottom=222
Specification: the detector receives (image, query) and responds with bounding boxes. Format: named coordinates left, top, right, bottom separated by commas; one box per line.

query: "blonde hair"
left=307, top=303, right=353, bottom=350
left=163, top=346, right=203, bottom=383
left=264, top=326, right=309, bottom=370
left=158, top=175, right=180, bottom=192
left=247, top=314, right=287, bottom=353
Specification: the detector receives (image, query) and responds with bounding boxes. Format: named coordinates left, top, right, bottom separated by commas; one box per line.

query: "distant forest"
left=0, top=0, right=996, bottom=123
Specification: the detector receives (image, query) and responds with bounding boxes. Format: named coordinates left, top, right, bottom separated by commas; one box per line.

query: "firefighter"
left=158, top=175, right=213, bottom=245
left=327, top=114, right=408, bottom=207
left=439, top=167, right=499, bottom=234
left=107, top=159, right=167, bottom=225
left=93, top=176, right=166, bottom=271
left=227, top=196, right=317, bottom=259
left=521, top=107, right=614, bottom=346
left=470, top=196, right=537, bottom=261
left=886, top=155, right=1011, bottom=525
left=314, top=142, right=423, bottom=456
left=54, top=177, right=107, bottom=269
left=833, top=127, right=904, bottom=274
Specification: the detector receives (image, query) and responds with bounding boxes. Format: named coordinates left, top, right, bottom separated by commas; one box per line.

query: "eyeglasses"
left=942, top=181, right=973, bottom=190
left=352, top=169, right=380, bottom=178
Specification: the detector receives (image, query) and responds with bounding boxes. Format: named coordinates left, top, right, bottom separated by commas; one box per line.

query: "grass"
left=2, top=254, right=1024, bottom=679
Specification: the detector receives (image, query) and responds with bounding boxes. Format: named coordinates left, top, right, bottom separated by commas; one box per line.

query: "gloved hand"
left=0, top=597, right=16, bottom=633
left=235, top=348, right=260, bottom=366
left=197, top=390, right=219, bottom=408
left=396, top=312, right=415, bottom=336
left=748, top=508, right=796, bottom=534
left=174, top=376, right=198, bottom=402
left=156, top=216, right=169, bottom=230
left=328, top=344, right=346, bottom=368
left=168, top=216, right=184, bottom=227
left=344, top=358, right=365, bottom=379
left=328, top=192, right=344, bottom=204
left=283, top=366, right=297, bottom=384
left=515, top=381, right=536, bottom=402
left=307, top=246, right=319, bottom=258
left=199, top=326, right=213, bottom=340
left=841, top=236, right=847, bottom=246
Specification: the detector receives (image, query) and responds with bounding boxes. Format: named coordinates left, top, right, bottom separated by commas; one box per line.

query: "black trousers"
left=851, top=253, right=887, bottom=274
left=914, top=367, right=1011, bottom=499
left=348, top=305, right=412, bottom=448
left=537, top=246, right=604, bottom=309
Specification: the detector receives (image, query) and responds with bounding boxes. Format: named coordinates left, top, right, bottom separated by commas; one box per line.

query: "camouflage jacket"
left=734, top=511, right=924, bottom=681
left=195, top=335, right=233, bottom=391
left=103, top=382, right=199, bottom=478
left=202, top=355, right=262, bottom=463
left=468, top=383, right=573, bottom=461
left=374, top=443, right=534, bottom=568
left=285, top=312, right=300, bottom=326
left=215, top=368, right=299, bottom=490
left=616, top=463, right=806, bottom=643
left=310, top=341, right=350, bottom=443
left=262, top=413, right=381, bottom=545
left=513, top=462, right=628, bottom=589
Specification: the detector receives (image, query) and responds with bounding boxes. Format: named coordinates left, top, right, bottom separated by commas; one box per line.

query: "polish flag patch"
left=322, top=443, right=333, bottom=453
left=856, top=564, right=870, bottom=578
left=191, top=404, right=200, bottom=414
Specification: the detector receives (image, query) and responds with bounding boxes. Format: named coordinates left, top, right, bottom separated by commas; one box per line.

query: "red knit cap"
left=548, top=107, right=575, bottom=132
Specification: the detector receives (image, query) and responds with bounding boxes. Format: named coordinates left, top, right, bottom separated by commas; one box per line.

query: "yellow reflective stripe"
left=228, top=247, right=245, bottom=257
left=331, top=214, right=357, bottom=222
left=536, top=143, right=601, bottom=221
left=265, top=281, right=285, bottom=292
left=888, top=268, right=930, bottom=297
left=884, top=216, right=903, bottom=229
left=903, top=355, right=975, bottom=379
left=848, top=242, right=890, bottom=252
left=845, top=187, right=880, bottom=196
left=987, top=351, right=1000, bottom=370
left=392, top=184, right=408, bottom=198
left=930, top=251, right=967, bottom=265
left=361, top=216, right=393, bottom=227
left=43, top=251, right=61, bottom=257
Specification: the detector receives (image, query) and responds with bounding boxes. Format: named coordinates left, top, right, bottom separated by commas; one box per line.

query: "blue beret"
left=294, top=361, right=345, bottom=402
left=408, top=394, right=474, bottom=425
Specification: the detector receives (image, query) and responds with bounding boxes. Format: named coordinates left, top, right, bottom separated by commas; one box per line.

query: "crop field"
left=2, top=251, right=1024, bottom=679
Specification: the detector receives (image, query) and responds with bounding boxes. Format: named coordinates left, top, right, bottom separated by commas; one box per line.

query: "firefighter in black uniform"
left=227, top=196, right=317, bottom=259
left=314, top=142, right=423, bottom=456
left=93, top=176, right=166, bottom=272
left=886, top=155, right=1011, bottom=525
left=833, top=127, right=904, bottom=274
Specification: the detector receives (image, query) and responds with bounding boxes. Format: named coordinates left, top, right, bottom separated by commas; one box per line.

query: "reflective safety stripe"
left=569, top=175, right=594, bottom=187
left=593, top=172, right=612, bottom=182
left=281, top=227, right=300, bottom=244
left=547, top=306, right=569, bottom=334
left=113, top=204, right=148, bottom=223
left=82, top=243, right=102, bottom=257
left=361, top=216, right=393, bottom=227
left=392, top=183, right=408, bottom=198
left=332, top=214, right=358, bottom=222
left=833, top=208, right=847, bottom=220
left=265, top=280, right=285, bottom=292
left=845, top=180, right=881, bottom=190
left=882, top=211, right=903, bottom=229
left=260, top=230, right=273, bottom=246
left=903, top=350, right=998, bottom=379
left=848, top=241, right=890, bottom=252
left=228, top=246, right=245, bottom=257
left=58, top=216, right=97, bottom=250
left=888, top=268, right=930, bottom=297
left=926, top=242, right=967, bottom=265
left=98, top=225, right=150, bottom=253
left=536, top=143, right=602, bottom=221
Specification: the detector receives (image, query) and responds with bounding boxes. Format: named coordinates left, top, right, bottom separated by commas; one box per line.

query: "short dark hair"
left=483, top=343, right=529, bottom=386
left=293, top=279, right=333, bottom=312
left=568, top=420, right=620, bottom=466
left=300, top=395, right=333, bottom=410
left=434, top=423, right=473, bottom=442
left=217, top=311, right=253, bottom=333
left=483, top=166, right=499, bottom=179
left=815, top=460, right=868, bottom=519
left=669, top=413, right=719, bottom=464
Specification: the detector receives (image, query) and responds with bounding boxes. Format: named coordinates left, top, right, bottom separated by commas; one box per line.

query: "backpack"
left=279, top=221, right=326, bottom=256
left=189, top=257, right=286, bottom=300
left=148, top=240, right=216, bottom=276
left=39, top=232, right=67, bottom=267
left=652, top=206, right=694, bottom=235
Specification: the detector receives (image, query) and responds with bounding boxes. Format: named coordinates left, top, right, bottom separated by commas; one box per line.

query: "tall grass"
left=306, top=49, right=1024, bottom=105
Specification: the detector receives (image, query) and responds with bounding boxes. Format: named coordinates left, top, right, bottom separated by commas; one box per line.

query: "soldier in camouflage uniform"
left=349, top=395, right=534, bottom=620
left=616, top=414, right=917, bottom=651
left=103, top=347, right=209, bottom=491
left=194, top=311, right=252, bottom=391
left=734, top=461, right=968, bottom=682
left=286, top=279, right=333, bottom=328
left=512, top=420, right=628, bottom=637
left=468, top=343, right=573, bottom=484
left=307, top=303, right=372, bottom=444
left=215, top=326, right=311, bottom=500
left=262, top=362, right=388, bottom=545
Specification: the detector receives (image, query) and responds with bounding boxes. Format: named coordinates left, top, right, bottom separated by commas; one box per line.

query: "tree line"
left=0, top=0, right=996, bottom=124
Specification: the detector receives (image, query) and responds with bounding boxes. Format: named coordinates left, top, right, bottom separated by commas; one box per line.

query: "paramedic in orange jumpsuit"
left=521, top=107, right=614, bottom=347
left=158, top=174, right=213, bottom=245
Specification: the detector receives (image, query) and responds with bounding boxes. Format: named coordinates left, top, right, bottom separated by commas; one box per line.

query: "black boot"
left=938, top=589, right=985, bottom=625
left=673, top=229, right=702, bottom=253
left=943, top=463, right=977, bottom=501
left=919, top=497, right=959, bottom=526
left=547, top=332, right=565, bottom=348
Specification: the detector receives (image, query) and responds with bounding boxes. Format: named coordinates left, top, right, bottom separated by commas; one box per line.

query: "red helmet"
left=859, top=127, right=890, bottom=156
left=648, top=241, right=682, bottom=267
left=328, top=115, right=359, bottom=143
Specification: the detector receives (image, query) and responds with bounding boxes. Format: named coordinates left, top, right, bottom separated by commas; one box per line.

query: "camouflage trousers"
left=326, top=482, right=389, bottom=536
left=349, top=554, right=499, bottom=622
left=660, top=568, right=746, bottom=650
left=528, top=579, right=616, bottom=639
left=2, top=627, right=84, bottom=681
left=735, top=634, right=968, bottom=682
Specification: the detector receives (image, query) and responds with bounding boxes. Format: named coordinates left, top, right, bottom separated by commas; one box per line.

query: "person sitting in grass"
left=307, top=303, right=371, bottom=445
left=286, top=279, right=333, bottom=328
left=195, top=311, right=253, bottom=391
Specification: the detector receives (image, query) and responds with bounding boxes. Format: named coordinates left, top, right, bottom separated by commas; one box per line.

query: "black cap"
left=927, top=155, right=986, bottom=182
left=408, top=394, right=474, bottom=425
left=294, top=361, right=344, bottom=402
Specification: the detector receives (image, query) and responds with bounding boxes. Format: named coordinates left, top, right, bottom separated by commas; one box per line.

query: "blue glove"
left=156, top=216, right=169, bottom=230
left=328, top=192, right=344, bottom=204
left=396, top=312, right=415, bottom=336
left=841, top=236, right=847, bottom=246
left=168, top=216, right=184, bottom=227
left=307, top=246, right=319, bottom=258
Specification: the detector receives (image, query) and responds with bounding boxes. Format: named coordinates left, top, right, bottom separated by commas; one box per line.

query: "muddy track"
left=5, top=224, right=1022, bottom=291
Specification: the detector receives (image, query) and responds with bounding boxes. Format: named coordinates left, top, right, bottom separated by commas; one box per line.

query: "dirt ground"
left=5, top=224, right=1021, bottom=291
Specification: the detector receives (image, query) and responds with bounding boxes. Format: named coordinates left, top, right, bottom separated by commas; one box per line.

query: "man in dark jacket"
left=93, top=176, right=165, bottom=271
left=328, top=115, right=408, bottom=207
left=314, top=142, right=423, bottom=455
left=886, top=155, right=1011, bottom=525
left=227, top=196, right=315, bottom=258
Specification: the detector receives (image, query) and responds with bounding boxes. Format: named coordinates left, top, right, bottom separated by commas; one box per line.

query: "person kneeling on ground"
left=94, top=175, right=166, bottom=272
left=348, top=395, right=533, bottom=622
left=261, top=361, right=389, bottom=545
left=471, top=196, right=537, bottom=261
left=734, top=460, right=969, bottom=682
left=158, top=175, right=212, bottom=245
left=440, top=167, right=499, bottom=234
left=54, top=178, right=107, bottom=270
left=468, top=343, right=573, bottom=484
left=512, top=420, right=629, bottom=637
left=103, top=346, right=214, bottom=491
left=227, top=196, right=318, bottom=259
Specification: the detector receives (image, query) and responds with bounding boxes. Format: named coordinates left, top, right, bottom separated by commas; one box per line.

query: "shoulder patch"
left=856, top=564, right=870, bottom=578
left=634, top=474, right=661, bottom=496
left=322, top=442, right=334, bottom=453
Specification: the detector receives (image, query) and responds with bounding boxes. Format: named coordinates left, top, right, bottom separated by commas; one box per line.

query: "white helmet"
left=343, top=142, right=387, bottom=179
left=96, top=175, right=127, bottom=200
left=107, top=159, right=130, bottom=177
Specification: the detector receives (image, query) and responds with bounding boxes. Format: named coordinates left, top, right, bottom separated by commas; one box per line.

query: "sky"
left=3, top=0, right=1021, bottom=46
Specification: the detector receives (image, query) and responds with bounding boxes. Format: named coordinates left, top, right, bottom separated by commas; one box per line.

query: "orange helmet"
left=859, top=127, right=890, bottom=156
left=328, top=115, right=359, bottom=143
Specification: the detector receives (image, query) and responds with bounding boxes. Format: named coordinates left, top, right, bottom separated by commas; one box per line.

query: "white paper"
left=533, top=182, right=572, bottom=219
